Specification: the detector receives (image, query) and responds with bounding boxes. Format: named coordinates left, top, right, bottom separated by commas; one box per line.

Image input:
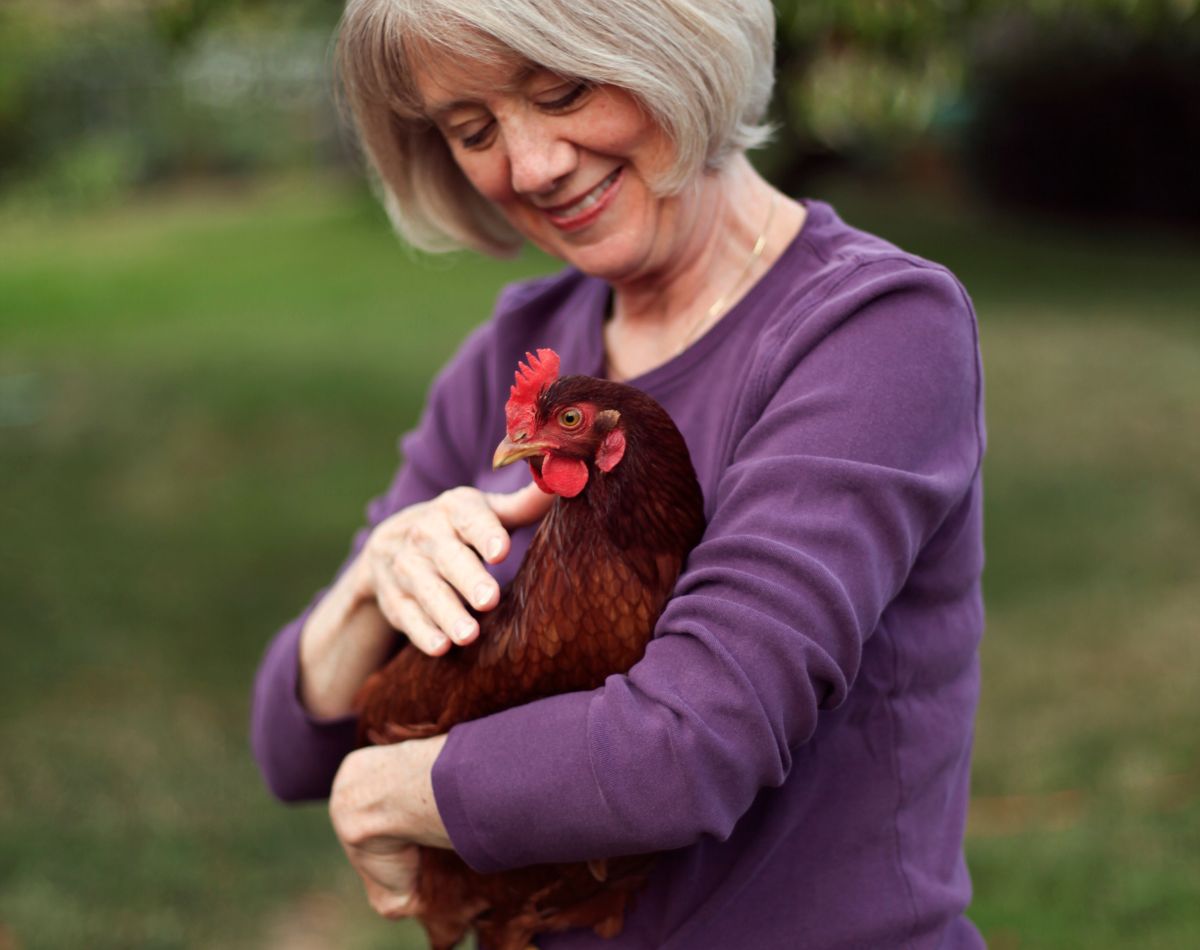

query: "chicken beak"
left=493, top=435, right=547, bottom=469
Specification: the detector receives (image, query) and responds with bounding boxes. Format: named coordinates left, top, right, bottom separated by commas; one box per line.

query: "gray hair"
left=336, top=0, right=777, bottom=255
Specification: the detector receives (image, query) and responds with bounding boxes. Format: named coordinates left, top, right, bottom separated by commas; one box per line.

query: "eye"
left=558, top=407, right=583, bottom=429
left=538, top=82, right=589, bottom=113
left=460, top=120, right=496, bottom=150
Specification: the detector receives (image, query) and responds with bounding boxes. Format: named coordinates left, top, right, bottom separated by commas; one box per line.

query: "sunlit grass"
left=2, top=172, right=1198, bottom=948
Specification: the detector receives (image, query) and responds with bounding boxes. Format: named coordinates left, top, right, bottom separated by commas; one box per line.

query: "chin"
left=554, top=236, right=653, bottom=283
left=513, top=204, right=658, bottom=282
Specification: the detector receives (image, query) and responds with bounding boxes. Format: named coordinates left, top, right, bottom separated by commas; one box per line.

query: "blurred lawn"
left=2, top=173, right=1198, bottom=949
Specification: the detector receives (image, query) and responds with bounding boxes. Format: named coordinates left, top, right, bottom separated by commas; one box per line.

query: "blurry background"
left=2, top=0, right=1198, bottom=947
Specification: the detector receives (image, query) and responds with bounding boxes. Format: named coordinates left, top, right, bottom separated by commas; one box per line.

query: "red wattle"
left=539, top=454, right=589, bottom=498
left=529, top=460, right=552, bottom=495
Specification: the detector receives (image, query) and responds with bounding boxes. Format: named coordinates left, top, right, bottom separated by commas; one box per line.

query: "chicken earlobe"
left=594, top=427, right=625, bottom=473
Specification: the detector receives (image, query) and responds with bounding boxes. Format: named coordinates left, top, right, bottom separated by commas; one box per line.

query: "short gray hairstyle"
left=336, top=0, right=777, bottom=255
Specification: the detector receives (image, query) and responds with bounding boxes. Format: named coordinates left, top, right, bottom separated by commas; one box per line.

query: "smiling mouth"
left=543, top=167, right=623, bottom=229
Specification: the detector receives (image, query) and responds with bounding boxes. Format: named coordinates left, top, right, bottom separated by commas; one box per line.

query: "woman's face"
left=414, top=49, right=696, bottom=284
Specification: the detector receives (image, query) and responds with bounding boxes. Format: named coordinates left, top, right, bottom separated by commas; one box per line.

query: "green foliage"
left=2, top=0, right=1199, bottom=219
left=766, top=0, right=1200, bottom=194
left=0, top=2, right=344, bottom=208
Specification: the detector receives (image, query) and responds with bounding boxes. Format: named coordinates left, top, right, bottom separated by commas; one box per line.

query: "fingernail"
left=487, top=537, right=503, bottom=561
left=431, top=633, right=449, bottom=651
left=473, top=583, right=494, bottom=608
left=454, top=619, right=475, bottom=643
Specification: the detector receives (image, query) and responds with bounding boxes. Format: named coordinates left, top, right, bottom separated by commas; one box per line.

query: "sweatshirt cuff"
left=250, top=606, right=359, bottom=802
left=432, top=690, right=606, bottom=873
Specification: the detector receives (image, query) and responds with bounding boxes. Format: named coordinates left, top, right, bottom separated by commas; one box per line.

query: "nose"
left=505, top=117, right=576, bottom=196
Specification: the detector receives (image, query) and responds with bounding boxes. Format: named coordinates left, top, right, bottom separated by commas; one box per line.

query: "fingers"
left=428, top=537, right=499, bottom=614
left=330, top=743, right=434, bottom=921
left=400, top=555, right=488, bottom=647
left=347, top=845, right=423, bottom=919
left=371, top=539, right=488, bottom=652
left=487, top=480, right=554, bottom=530
left=369, top=555, right=452, bottom=656
left=356, top=848, right=424, bottom=919
left=376, top=893, right=421, bottom=920
left=440, top=487, right=510, bottom=565
left=362, top=873, right=420, bottom=920
left=360, top=484, right=550, bottom=655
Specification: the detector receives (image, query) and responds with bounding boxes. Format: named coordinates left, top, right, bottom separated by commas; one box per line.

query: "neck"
left=605, top=157, right=802, bottom=380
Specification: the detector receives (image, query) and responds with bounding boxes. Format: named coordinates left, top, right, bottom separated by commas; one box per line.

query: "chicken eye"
left=559, top=408, right=583, bottom=429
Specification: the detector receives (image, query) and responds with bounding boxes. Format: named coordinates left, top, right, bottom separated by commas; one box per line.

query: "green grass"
left=2, top=172, right=1198, bottom=948
left=0, top=176, right=555, bottom=950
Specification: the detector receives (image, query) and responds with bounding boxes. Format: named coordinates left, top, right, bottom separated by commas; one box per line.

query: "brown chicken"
left=354, top=348, right=705, bottom=950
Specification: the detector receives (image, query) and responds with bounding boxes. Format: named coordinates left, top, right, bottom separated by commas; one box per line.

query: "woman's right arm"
left=251, top=473, right=551, bottom=802
left=250, top=318, right=498, bottom=801
left=250, top=307, right=554, bottom=801
left=297, top=484, right=552, bottom=720
left=251, top=275, right=581, bottom=799
left=295, top=556, right=395, bottom=721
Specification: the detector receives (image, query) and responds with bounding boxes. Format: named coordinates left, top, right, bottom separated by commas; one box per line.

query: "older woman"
left=252, top=0, right=986, bottom=946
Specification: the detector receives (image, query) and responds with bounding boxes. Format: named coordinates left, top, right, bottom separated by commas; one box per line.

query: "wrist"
left=387, top=737, right=452, bottom=849
left=299, top=559, right=394, bottom=718
left=334, top=738, right=452, bottom=849
left=341, top=551, right=377, bottom=608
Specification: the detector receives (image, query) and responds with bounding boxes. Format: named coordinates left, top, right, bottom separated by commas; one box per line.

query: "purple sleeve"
left=250, top=324, right=499, bottom=802
left=433, top=264, right=984, bottom=870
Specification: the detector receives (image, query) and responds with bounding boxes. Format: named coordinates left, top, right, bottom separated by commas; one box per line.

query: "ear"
left=595, top=410, right=626, bottom=473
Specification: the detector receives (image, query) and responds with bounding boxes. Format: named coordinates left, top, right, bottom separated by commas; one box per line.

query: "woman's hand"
left=357, top=481, right=552, bottom=656
left=329, top=735, right=450, bottom=919
left=298, top=481, right=552, bottom=718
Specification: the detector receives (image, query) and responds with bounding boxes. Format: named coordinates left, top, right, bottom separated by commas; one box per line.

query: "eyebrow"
left=424, top=62, right=541, bottom=120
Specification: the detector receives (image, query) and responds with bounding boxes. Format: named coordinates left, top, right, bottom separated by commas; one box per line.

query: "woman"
left=252, top=0, right=987, bottom=946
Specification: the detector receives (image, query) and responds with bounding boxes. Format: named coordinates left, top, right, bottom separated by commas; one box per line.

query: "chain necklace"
left=674, top=190, right=779, bottom=355
left=606, top=191, right=780, bottom=380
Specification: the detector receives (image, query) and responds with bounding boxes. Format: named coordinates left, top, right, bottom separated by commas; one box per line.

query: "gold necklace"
left=675, top=190, right=779, bottom=354
left=605, top=192, right=780, bottom=380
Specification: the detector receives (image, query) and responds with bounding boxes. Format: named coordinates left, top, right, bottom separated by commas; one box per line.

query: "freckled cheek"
left=586, top=118, right=670, bottom=175
left=459, top=161, right=517, bottom=206
left=461, top=165, right=544, bottom=236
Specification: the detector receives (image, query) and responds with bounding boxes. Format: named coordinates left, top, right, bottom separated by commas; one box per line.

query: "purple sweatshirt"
left=252, top=200, right=986, bottom=949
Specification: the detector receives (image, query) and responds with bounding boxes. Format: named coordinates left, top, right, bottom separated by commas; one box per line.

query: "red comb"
left=510, top=349, right=560, bottom=405
left=505, top=348, right=559, bottom=435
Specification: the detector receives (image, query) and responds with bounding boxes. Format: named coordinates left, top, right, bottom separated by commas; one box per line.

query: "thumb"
left=486, top=480, right=554, bottom=528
